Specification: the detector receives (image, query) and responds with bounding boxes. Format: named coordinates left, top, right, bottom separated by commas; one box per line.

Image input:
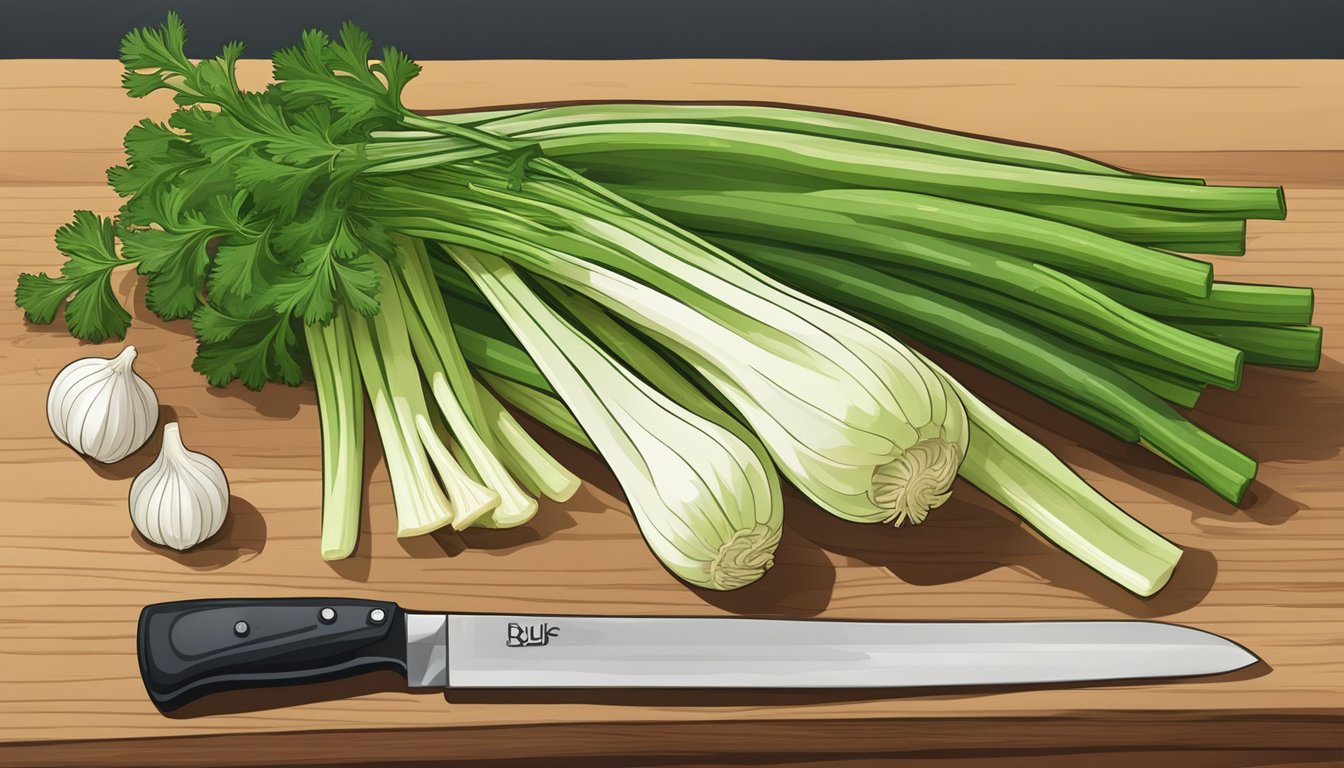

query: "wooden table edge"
left=2, top=709, right=1342, bottom=766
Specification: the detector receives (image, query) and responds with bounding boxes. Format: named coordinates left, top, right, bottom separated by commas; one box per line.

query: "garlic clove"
left=129, top=422, right=230, bottom=551
left=47, top=346, right=159, bottom=463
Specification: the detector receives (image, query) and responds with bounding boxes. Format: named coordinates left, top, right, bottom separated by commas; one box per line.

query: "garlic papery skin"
left=129, top=422, right=230, bottom=551
left=47, top=346, right=159, bottom=463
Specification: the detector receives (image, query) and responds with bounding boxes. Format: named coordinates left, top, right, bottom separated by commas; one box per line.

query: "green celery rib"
left=621, top=187, right=1212, bottom=298
left=441, top=267, right=1179, bottom=597
left=909, top=334, right=1144, bottom=441
left=1154, top=241, right=1248, bottom=256
left=1094, top=281, right=1316, bottom=326
left=926, top=313, right=1203, bottom=411
left=994, top=198, right=1249, bottom=252
left=451, top=316, right=553, bottom=392
left=628, top=189, right=1243, bottom=389
left=949, top=333, right=1204, bottom=411
left=604, top=176, right=1249, bottom=252
left=462, top=103, right=1200, bottom=182
left=392, top=112, right=1262, bottom=245
left=1173, top=322, right=1323, bottom=371
left=820, top=251, right=1220, bottom=392
left=1113, top=366, right=1204, bottom=409
left=738, top=240, right=1256, bottom=503
left=918, top=351, right=1183, bottom=597
left=478, top=371, right=594, bottom=451
left=304, top=311, right=366, bottom=561
left=394, top=238, right=539, bottom=528
left=367, top=125, right=1254, bottom=251
left=418, top=107, right=538, bottom=127
left=471, top=377, right=584, bottom=501
left=348, top=308, right=459, bottom=537
left=526, top=123, right=1286, bottom=218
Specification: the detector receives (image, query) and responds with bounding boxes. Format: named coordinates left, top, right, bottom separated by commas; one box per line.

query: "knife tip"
left=1226, top=641, right=1262, bottom=672
left=1167, top=621, right=1262, bottom=676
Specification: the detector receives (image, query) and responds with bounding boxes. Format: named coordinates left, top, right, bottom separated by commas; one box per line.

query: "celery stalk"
left=1094, top=282, right=1316, bottom=327
left=304, top=310, right=366, bottom=561
left=1174, top=322, right=1323, bottom=371
left=604, top=177, right=1249, bottom=250
left=348, top=310, right=459, bottom=537
left=1008, top=199, right=1248, bottom=252
left=480, top=372, right=594, bottom=451
left=472, top=377, right=583, bottom=500
left=621, top=187, right=1214, bottom=299
left=525, top=123, right=1286, bottom=218
left=919, top=352, right=1184, bottom=597
left=464, top=104, right=1173, bottom=180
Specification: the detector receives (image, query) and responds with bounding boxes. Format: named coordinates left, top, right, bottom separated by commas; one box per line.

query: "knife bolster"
left=137, top=597, right=405, bottom=712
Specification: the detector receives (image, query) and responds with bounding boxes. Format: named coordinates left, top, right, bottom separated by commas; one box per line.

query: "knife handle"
left=137, top=598, right=406, bottom=712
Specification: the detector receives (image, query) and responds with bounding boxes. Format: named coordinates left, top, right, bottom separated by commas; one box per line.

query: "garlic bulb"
left=47, top=346, right=159, bottom=463
left=129, top=422, right=230, bottom=551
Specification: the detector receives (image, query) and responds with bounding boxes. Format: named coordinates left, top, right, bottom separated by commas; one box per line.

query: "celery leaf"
left=191, top=306, right=306, bottom=390
left=15, top=212, right=137, bottom=342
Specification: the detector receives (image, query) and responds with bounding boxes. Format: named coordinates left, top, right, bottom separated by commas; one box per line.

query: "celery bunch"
left=427, top=105, right=1316, bottom=505
left=17, top=16, right=1322, bottom=597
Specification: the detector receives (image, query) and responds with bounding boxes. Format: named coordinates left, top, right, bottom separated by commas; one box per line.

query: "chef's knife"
left=137, top=598, right=1259, bottom=712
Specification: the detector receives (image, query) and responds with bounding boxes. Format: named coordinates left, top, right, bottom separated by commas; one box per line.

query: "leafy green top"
left=16, top=212, right=135, bottom=343
left=16, top=12, right=512, bottom=388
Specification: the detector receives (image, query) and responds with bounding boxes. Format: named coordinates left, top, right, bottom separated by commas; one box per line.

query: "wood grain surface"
left=0, top=60, right=1341, bottom=767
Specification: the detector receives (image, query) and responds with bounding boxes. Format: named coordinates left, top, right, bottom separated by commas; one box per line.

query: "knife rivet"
left=319, top=607, right=337, bottom=624
left=233, top=620, right=249, bottom=637
left=368, top=608, right=386, bottom=625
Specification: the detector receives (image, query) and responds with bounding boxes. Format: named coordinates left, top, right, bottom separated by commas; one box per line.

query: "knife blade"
left=137, top=598, right=1258, bottom=712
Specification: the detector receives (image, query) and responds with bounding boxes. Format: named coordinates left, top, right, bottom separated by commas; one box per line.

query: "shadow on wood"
left=693, top=520, right=836, bottom=618
left=457, top=501, right=580, bottom=553
left=1189, top=355, right=1344, bottom=465
left=163, top=669, right=412, bottom=719
left=204, top=379, right=312, bottom=420
left=130, top=494, right=267, bottom=568
left=158, top=657, right=1271, bottom=718
left=785, top=482, right=1218, bottom=619
left=399, top=527, right=468, bottom=558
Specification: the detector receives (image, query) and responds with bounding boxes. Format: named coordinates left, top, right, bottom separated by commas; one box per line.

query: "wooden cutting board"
left=1, top=60, right=1341, bottom=767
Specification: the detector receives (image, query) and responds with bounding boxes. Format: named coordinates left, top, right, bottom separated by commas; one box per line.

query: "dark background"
left=1, top=0, right=1342, bottom=59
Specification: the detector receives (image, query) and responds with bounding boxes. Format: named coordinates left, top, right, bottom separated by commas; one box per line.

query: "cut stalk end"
left=1268, top=186, right=1289, bottom=220
left=708, top=524, right=781, bottom=590
left=870, top=438, right=962, bottom=526
left=320, top=545, right=355, bottom=562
